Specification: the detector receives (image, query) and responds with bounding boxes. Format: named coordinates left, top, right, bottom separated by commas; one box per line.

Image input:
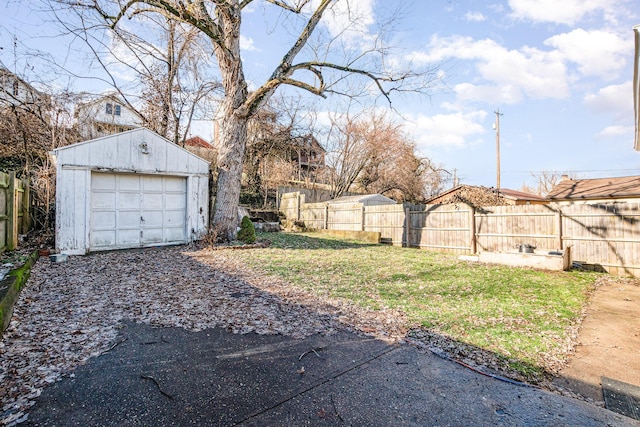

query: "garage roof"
left=52, top=128, right=209, bottom=175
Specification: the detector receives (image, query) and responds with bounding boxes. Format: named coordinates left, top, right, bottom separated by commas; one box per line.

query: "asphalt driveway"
left=23, top=321, right=635, bottom=426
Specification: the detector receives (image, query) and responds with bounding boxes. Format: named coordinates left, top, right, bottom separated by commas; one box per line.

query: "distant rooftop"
left=547, top=175, right=640, bottom=200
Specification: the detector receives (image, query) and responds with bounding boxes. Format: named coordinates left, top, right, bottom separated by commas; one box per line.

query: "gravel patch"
left=0, top=245, right=407, bottom=425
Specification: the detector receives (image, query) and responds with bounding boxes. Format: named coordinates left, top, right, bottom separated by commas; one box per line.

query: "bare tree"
left=0, top=61, right=82, bottom=231
left=322, top=108, right=369, bottom=198
left=522, top=170, right=577, bottom=196
left=50, top=8, right=221, bottom=145
left=323, top=109, right=444, bottom=202
left=55, top=0, right=438, bottom=240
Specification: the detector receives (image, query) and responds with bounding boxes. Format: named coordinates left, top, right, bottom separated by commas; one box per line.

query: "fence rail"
left=280, top=191, right=640, bottom=278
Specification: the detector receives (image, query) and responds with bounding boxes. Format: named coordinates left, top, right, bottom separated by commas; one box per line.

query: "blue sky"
left=1, top=0, right=639, bottom=191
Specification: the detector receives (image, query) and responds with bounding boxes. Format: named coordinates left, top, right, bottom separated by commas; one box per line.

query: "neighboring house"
left=75, top=94, right=142, bottom=140
left=426, top=185, right=547, bottom=206
left=289, top=134, right=326, bottom=180
left=51, top=128, right=209, bottom=255
left=547, top=175, right=640, bottom=204
left=184, top=135, right=216, bottom=165
left=184, top=136, right=215, bottom=150
left=0, top=67, right=49, bottom=108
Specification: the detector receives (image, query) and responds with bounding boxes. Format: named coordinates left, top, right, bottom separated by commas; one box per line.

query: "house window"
left=12, top=80, right=19, bottom=96
left=106, top=103, right=113, bottom=114
left=114, top=104, right=121, bottom=116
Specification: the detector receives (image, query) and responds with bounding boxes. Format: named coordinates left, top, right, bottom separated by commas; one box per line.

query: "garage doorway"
left=90, top=172, right=187, bottom=251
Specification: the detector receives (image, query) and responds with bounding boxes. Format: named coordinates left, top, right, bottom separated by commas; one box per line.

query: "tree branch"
left=272, top=0, right=333, bottom=77
left=265, top=0, right=311, bottom=13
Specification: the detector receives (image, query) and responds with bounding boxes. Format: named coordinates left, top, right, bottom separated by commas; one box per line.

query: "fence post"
left=405, top=205, right=411, bottom=248
left=296, top=192, right=301, bottom=221
left=469, top=205, right=477, bottom=254
left=361, top=204, right=365, bottom=231
left=21, top=178, right=30, bottom=233
left=324, top=204, right=329, bottom=230
left=556, top=209, right=563, bottom=250
left=7, top=172, right=17, bottom=251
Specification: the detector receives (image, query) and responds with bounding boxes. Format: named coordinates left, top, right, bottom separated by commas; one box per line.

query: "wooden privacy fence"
left=0, top=171, right=31, bottom=253
left=280, top=192, right=640, bottom=278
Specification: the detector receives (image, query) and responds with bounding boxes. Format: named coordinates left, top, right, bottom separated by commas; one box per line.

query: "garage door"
left=90, top=173, right=187, bottom=251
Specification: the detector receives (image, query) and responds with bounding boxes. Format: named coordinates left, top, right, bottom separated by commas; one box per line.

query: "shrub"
left=237, top=216, right=256, bottom=244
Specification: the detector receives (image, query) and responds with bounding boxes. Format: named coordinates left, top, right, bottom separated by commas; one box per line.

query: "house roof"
left=426, top=185, right=545, bottom=205
left=328, top=194, right=396, bottom=204
left=0, top=67, right=48, bottom=100
left=293, top=134, right=326, bottom=153
left=497, top=188, right=547, bottom=201
left=185, top=136, right=214, bottom=149
left=547, top=175, right=640, bottom=200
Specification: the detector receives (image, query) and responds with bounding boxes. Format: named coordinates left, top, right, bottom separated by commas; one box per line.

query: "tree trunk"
left=209, top=2, right=250, bottom=242
left=212, top=106, right=247, bottom=241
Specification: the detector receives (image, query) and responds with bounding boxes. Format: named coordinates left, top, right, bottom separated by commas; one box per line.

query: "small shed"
left=52, top=128, right=209, bottom=255
left=327, top=194, right=397, bottom=207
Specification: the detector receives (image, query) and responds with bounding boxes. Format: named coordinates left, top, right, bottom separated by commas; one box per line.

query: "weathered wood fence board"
left=475, top=205, right=559, bottom=253
left=280, top=192, right=640, bottom=278
left=364, top=204, right=406, bottom=245
left=0, top=171, right=31, bottom=253
left=559, top=202, right=640, bottom=276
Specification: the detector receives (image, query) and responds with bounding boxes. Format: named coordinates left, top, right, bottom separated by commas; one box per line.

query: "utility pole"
left=494, top=109, right=503, bottom=189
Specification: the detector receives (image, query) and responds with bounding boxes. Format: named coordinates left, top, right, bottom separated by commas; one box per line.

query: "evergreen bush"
left=237, top=216, right=256, bottom=244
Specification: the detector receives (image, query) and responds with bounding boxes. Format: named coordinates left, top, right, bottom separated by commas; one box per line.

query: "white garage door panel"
left=92, top=173, right=116, bottom=189
left=143, top=193, right=163, bottom=209
left=91, top=230, right=116, bottom=248
left=164, top=176, right=185, bottom=191
left=165, top=193, right=186, bottom=208
left=165, top=228, right=185, bottom=242
left=142, top=211, right=163, bottom=227
left=90, top=173, right=187, bottom=251
left=92, top=211, right=116, bottom=228
left=119, top=175, right=140, bottom=190
left=118, top=229, right=141, bottom=246
left=92, top=192, right=116, bottom=210
left=164, top=210, right=185, bottom=226
left=118, top=193, right=141, bottom=209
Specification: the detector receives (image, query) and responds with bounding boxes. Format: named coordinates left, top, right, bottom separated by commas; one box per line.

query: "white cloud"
left=596, top=125, right=634, bottom=139
left=321, top=0, right=375, bottom=45
left=545, top=29, right=627, bottom=79
left=464, top=11, right=486, bottom=22
left=584, top=81, right=633, bottom=117
left=454, top=82, right=525, bottom=105
left=406, top=110, right=488, bottom=148
left=411, top=35, right=569, bottom=102
left=240, top=35, right=259, bottom=52
left=508, top=0, right=614, bottom=25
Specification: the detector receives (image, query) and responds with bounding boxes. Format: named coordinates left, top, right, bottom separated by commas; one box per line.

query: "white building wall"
left=76, top=97, right=143, bottom=140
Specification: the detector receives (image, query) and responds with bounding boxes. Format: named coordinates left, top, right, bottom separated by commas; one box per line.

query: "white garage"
left=52, top=128, right=209, bottom=255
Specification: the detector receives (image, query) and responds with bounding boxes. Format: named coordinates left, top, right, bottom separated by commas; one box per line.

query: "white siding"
left=55, top=168, right=90, bottom=255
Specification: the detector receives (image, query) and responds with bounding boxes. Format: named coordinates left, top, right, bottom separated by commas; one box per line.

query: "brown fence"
left=0, top=172, right=31, bottom=253
left=280, top=192, right=640, bottom=277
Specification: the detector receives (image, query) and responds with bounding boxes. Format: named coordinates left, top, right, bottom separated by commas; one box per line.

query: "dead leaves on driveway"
left=0, top=245, right=406, bottom=425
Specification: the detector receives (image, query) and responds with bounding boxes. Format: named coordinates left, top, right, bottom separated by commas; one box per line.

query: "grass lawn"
left=232, top=231, right=601, bottom=380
